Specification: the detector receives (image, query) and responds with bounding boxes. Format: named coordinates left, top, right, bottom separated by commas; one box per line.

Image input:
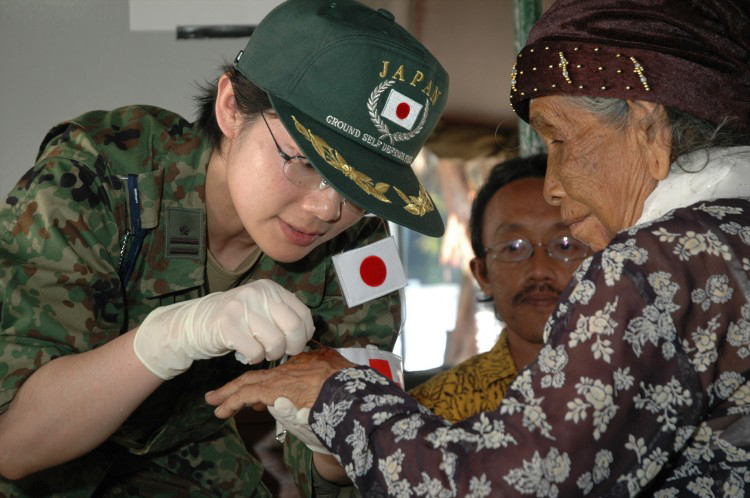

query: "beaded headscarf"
left=509, top=0, right=750, bottom=130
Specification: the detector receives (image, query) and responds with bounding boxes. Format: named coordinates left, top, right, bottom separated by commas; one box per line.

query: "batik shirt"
left=0, top=106, right=400, bottom=496
left=311, top=198, right=750, bottom=497
left=410, top=333, right=518, bottom=423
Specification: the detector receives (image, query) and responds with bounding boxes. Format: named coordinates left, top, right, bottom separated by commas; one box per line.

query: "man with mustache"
left=409, top=154, right=588, bottom=422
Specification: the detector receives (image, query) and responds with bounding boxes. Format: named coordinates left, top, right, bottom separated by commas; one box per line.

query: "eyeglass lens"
left=260, top=112, right=364, bottom=216
left=488, top=237, right=589, bottom=263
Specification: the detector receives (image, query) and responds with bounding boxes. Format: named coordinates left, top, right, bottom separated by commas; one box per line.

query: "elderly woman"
left=207, top=0, right=750, bottom=495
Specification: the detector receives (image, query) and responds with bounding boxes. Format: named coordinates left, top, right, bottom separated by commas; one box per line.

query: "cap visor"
left=270, top=95, right=445, bottom=237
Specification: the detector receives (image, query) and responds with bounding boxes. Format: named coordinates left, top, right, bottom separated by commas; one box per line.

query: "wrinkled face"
left=224, top=115, right=363, bottom=262
left=471, top=177, right=582, bottom=344
left=530, top=96, right=665, bottom=251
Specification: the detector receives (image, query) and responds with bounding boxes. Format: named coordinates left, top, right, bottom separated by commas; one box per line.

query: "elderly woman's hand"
left=205, top=348, right=356, bottom=419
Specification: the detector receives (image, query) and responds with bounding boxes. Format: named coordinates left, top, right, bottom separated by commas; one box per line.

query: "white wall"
left=0, top=0, right=245, bottom=197
left=0, top=0, right=534, bottom=198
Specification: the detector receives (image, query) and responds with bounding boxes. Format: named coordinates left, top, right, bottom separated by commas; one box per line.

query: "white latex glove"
left=134, top=279, right=314, bottom=380
left=268, top=396, right=331, bottom=454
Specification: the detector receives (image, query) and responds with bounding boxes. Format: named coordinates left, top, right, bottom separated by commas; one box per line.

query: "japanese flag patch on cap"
left=332, top=236, right=407, bottom=308
left=381, top=89, right=424, bottom=130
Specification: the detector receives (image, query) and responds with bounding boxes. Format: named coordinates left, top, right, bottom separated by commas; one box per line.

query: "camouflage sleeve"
left=0, top=129, right=126, bottom=413
left=283, top=216, right=402, bottom=497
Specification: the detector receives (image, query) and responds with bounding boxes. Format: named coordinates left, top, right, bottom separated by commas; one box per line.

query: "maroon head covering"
left=509, top=0, right=750, bottom=130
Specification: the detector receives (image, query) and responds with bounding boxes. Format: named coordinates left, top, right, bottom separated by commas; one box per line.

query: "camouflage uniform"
left=0, top=106, right=400, bottom=497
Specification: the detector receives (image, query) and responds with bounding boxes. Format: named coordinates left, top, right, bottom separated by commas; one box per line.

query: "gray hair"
left=566, top=96, right=750, bottom=170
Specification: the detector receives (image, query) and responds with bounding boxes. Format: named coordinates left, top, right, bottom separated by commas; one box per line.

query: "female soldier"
left=207, top=0, right=750, bottom=495
left=0, top=0, right=449, bottom=495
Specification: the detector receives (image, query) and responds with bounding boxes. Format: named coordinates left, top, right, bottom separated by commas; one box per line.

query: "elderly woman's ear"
left=627, top=100, right=672, bottom=181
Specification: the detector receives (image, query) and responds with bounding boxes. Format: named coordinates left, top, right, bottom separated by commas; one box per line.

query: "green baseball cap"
left=234, top=0, right=449, bottom=237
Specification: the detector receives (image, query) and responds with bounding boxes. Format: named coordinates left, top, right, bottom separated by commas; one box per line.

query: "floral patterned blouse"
left=310, top=198, right=750, bottom=497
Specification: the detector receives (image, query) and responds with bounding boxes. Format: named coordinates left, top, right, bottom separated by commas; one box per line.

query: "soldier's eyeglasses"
left=260, top=112, right=365, bottom=217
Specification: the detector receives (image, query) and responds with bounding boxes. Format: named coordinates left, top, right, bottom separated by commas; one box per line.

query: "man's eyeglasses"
left=260, top=112, right=364, bottom=216
left=484, top=236, right=589, bottom=264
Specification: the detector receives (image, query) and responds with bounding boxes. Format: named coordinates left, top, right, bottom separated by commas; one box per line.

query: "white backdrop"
left=0, top=0, right=246, bottom=197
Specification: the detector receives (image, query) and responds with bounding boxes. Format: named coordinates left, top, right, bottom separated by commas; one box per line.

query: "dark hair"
left=194, top=64, right=272, bottom=149
left=469, top=154, right=548, bottom=259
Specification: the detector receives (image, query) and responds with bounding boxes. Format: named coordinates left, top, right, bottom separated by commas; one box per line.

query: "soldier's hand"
left=133, top=279, right=314, bottom=380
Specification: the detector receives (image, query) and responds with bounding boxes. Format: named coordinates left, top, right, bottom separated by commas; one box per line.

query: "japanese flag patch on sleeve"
left=332, top=236, right=407, bottom=308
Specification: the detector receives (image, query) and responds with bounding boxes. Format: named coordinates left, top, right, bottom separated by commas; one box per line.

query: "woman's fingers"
left=206, top=368, right=277, bottom=405
left=206, top=371, right=285, bottom=418
left=211, top=385, right=263, bottom=419
left=205, top=348, right=357, bottom=419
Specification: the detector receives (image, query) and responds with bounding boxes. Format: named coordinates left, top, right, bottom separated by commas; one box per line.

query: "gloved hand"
left=134, top=279, right=314, bottom=380
left=268, top=396, right=331, bottom=454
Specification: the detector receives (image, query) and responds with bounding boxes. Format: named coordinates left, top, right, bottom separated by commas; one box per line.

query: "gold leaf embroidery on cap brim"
left=292, top=115, right=434, bottom=217
left=393, top=184, right=434, bottom=216
left=292, top=115, right=390, bottom=203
